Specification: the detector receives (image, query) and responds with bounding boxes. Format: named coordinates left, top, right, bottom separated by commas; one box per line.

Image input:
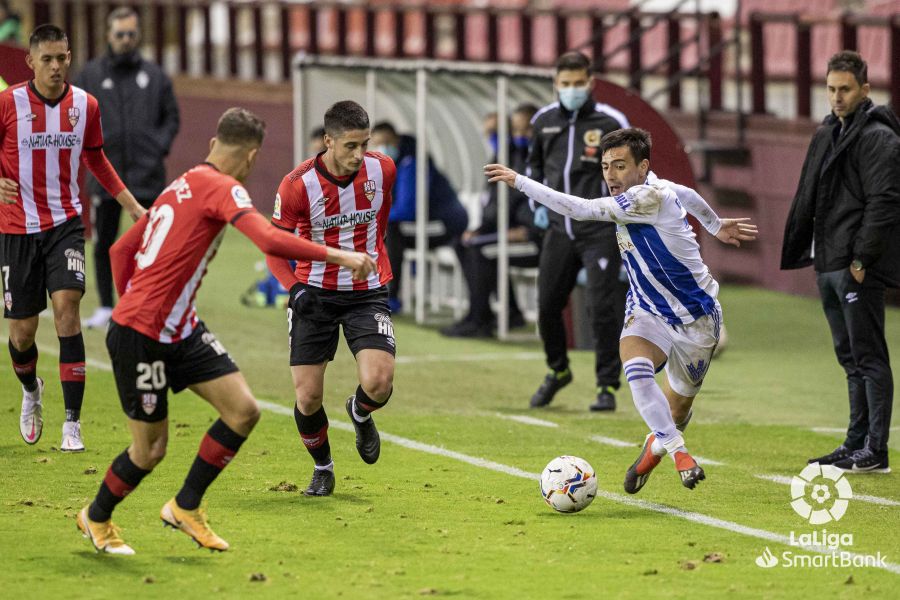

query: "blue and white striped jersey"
left=515, top=171, right=721, bottom=325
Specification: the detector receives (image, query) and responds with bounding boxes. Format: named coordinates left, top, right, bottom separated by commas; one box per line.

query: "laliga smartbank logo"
left=755, top=463, right=888, bottom=569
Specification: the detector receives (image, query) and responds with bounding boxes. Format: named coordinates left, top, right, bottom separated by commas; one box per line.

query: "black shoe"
left=674, top=451, right=706, bottom=490
left=529, top=369, right=572, bottom=408
left=346, top=396, right=381, bottom=464
left=833, top=447, right=891, bottom=474
left=304, top=468, right=335, bottom=496
left=589, top=387, right=616, bottom=412
left=808, top=444, right=857, bottom=465
left=440, top=319, right=492, bottom=338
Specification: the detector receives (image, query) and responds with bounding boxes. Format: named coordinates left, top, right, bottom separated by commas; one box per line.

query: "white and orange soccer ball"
left=539, top=456, right=598, bottom=513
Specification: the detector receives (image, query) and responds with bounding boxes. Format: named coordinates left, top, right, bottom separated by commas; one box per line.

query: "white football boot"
left=83, top=306, right=113, bottom=330
left=19, top=377, right=44, bottom=445
left=61, top=420, right=85, bottom=452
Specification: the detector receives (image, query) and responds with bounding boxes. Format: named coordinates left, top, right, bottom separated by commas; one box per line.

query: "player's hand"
left=484, top=164, right=519, bottom=188
left=128, top=204, right=148, bottom=222
left=850, top=266, right=866, bottom=284
left=715, top=218, right=758, bottom=247
left=0, top=178, right=18, bottom=204
left=339, top=251, right=377, bottom=281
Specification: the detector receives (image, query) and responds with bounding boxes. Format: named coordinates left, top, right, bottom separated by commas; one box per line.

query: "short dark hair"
left=600, top=128, right=652, bottom=164
left=216, top=107, right=266, bottom=147
left=30, top=24, right=68, bottom=50
left=107, top=6, right=139, bottom=28
left=324, top=101, right=370, bottom=138
left=371, top=121, right=397, bottom=137
left=827, top=50, right=868, bottom=86
left=513, top=103, right=539, bottom=121
left=556, top=51, right=590, bottom=74
left=310, top=126, right=326, bottom=140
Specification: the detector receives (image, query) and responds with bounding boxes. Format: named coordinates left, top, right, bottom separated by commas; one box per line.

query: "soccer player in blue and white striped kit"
left=485, top=128, right=757, bottom=492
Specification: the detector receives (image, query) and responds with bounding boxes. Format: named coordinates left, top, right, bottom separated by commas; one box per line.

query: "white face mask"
left=374, top=144, right=400, bottom=161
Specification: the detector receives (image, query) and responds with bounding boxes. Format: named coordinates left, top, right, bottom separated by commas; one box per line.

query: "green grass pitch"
left=1, top=230, right=899, bottom=599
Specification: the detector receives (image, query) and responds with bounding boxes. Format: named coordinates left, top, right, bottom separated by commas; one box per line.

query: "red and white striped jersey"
left=273, top=151, right=395, bottom=291
left=112, top=163, right=255, bottom=343
left=0, top=82, right=102, bottom=234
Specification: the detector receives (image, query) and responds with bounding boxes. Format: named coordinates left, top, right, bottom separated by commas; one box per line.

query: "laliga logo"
left=790, top=463, right=852, bottom=525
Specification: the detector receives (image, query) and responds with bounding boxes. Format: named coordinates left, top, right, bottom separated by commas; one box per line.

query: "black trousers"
left=454, top=241, right=538, bottom=325
left=537, top=228, right=625, bottom=389
left=817, top=269, right=893, bottom=452
left=91, top=193, right=155, bottom=308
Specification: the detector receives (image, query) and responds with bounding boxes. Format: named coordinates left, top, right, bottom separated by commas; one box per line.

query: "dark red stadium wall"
left=165, top=78, right=822, bottom=298
left=166, top=78, right=294, bottom=215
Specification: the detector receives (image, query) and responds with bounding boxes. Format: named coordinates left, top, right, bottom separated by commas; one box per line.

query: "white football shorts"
left=620, top=304, right=722, bottom=397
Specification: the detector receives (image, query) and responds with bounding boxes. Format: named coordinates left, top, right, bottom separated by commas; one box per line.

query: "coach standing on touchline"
left=782, top=50, right=900, bottom=474
left=76, top=6, right=179, bottom=329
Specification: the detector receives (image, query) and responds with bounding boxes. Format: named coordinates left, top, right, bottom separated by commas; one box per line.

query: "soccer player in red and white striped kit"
left=0, top=25, right=146, bottom=452
left=77, top=107, right=376, bottom=554
left=268, top=100, right=396, bottom=496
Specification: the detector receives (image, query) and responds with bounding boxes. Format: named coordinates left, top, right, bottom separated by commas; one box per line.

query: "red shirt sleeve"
left=83, top=94, right=104, bottom=149
left=82, top=148, right=126, bottom=198
left=271, top=175, right=306, bottom=232
left=110, top=212, right=149, bottom=296
left=232, top=210, right=327, bottom=262
left=205, top=181, right=257, bottom=224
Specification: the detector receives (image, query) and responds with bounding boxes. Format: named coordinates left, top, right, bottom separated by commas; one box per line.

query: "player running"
left=485, top=128, right=757, bottom=492
left=1, top=25, right=146, bottom=451
left=267, top=100, right=396, bottom=497
left=76, top=108, right=376, bottom=555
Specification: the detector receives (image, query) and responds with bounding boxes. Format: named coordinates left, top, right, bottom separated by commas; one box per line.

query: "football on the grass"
left=539, top=456, right=598, bottom=513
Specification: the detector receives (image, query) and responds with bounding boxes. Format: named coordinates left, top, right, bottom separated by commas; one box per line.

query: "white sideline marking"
left=590, top=435, right=635, bottom=448
left=694, top=456, right=726, bottom=466
left=395, top=351, right=544, bottom=364
left=256, top=400, right=900, bottom=575
left=755, top=474, right=900, bottom=507
left=494, top=414, right=559, bottom=428
left=811, top=427, right=899, bottom=434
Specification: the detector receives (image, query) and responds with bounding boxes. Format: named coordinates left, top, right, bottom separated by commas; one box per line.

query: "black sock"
left=294, top=405, right=332, bottom=466
left=8, top=340, right=38, bottom=392
left=352, top=384, right=391, bottom=418
left=89, top=450, right=151, bottom=522
left=59, top=333, right=85, bottom=421
left=175, top=419, right=247, bottom=511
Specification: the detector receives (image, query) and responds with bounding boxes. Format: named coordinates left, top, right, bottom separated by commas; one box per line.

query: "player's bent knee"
left=361, top=372, right=393, bottom=402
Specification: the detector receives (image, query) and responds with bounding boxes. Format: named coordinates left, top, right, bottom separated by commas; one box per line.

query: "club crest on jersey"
left=67, top=106, right=81, bottom=127
left=364, top=180, right=377, bottom=201
left=141, top=393, right=158, bottom=415
left=583, top=129, right=602, bottom=147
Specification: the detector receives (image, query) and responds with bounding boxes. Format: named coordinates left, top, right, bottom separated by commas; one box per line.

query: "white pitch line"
left=811, top=427, right=899, bottom=434
left=494, top=414, right=559, bottom=428
left=255, top=399, right=900, bottom=575
left=694, top=456, right=727, bottom=466
left=395, top=351, right=544, bottom=364
left=755, top=474, right=900, bottom=507
left=589, top=435, right=635, bottom=448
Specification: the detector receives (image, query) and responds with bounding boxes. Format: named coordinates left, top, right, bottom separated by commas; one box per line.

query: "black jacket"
left=75, top=49, right=180, bottom=201
left=781, top=99, right=900, bottom=286
left=527, top=100, right=628, bottom=242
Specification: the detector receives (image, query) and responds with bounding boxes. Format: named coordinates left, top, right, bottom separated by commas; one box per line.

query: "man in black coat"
left=527, top=51, right=628, bottom=412
left=76, top=6, right=179, bottom=329
left=782, top=50, right=900, bottom=473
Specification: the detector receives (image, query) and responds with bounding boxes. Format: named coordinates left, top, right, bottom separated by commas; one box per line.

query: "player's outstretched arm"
left=715, top=218, right=758, bottom=248
left=484, top=163, right=659, bottom=224
left=81, top=148, right=146, bottom=221
left=110, top=212, right=149, bottom=296
left=233, top=211, right=377, bottom=281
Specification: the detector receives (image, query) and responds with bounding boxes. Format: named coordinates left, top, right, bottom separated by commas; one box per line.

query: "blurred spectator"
left=441, top=103, right=542, bottom=338
left=76, top=6, right=179, bottom=329
left=308, top=125, right=326, bottom=155
left=0, top=0, right=21, bottom=44
left=371, top=121, right=468, bottom=313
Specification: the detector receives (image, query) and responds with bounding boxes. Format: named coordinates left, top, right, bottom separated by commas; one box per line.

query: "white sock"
left=650, top=437, right=667, bottom=457
left=625, top=358, right=683, bottom=454
left=351, top=397, right=371, bottom=423
left=314, top=461, right=334, bottom=472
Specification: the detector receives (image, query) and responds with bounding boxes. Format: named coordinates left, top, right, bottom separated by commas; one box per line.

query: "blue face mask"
left=487, top=132, right=499, bottom=156
left=376, top=144, right=400, bottom=161
left=558, top=86, right=590, bottom=112
left=512, top=135, right=530, bottom=150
